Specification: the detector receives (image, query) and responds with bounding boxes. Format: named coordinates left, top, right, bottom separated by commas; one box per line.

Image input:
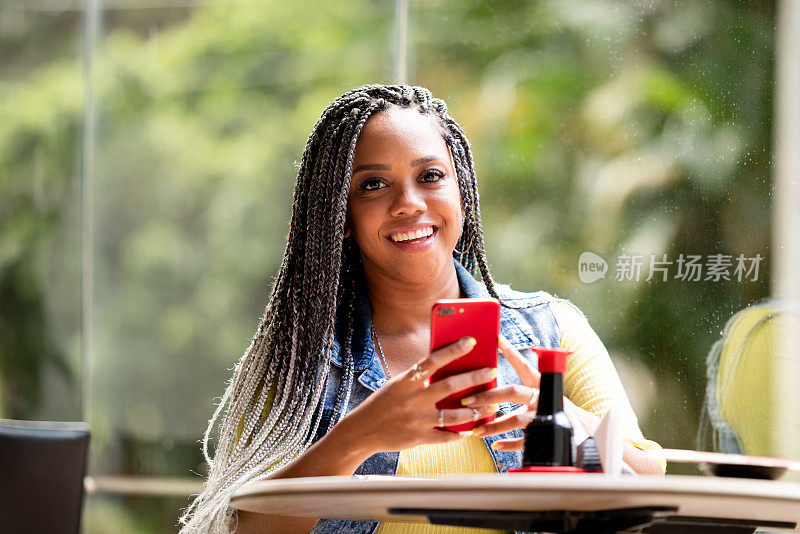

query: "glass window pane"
left=3, top=1, right=795, bottom=532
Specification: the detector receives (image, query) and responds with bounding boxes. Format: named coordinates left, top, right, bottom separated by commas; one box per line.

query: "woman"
left=180, top=84, right=663, bottom=534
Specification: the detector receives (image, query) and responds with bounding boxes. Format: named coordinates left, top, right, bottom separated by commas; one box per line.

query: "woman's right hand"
left=334, top=336, right=498, bottom=457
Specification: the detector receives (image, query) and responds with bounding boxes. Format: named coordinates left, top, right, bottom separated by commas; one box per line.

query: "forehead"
left=353, top=106, right=448, bottom=162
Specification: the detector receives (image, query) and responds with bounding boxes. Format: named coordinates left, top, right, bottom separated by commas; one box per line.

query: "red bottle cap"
left=530, top=346, right=571, bottom=374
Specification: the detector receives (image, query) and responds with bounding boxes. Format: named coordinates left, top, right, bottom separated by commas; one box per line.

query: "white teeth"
left=390, top=226, right=434, bottom=242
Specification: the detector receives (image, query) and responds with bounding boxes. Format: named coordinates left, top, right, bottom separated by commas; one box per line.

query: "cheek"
left=345, top=201, right=381, bottom=241
left=437, top=183, right=464, bottom=222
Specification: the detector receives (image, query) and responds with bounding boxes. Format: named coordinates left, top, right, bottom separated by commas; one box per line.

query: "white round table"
left=231, top=473, right=800, bottom=532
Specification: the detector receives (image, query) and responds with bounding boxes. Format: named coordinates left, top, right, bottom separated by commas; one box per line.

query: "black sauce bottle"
left=521, top=347, right=574, bottom=467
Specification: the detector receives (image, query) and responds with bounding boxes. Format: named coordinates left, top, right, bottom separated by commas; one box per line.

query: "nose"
left=389, top=183, right=426, bottom=217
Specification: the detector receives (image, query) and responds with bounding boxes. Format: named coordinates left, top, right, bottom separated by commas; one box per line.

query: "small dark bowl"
left=699, top=462, right=788, bottom=480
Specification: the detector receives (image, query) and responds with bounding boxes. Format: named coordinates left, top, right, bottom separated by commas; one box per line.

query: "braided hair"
left=179, top=84, right=504, bottom=532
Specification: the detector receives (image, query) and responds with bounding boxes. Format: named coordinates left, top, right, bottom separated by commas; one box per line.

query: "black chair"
left=0, top=419, right=90, bottom=534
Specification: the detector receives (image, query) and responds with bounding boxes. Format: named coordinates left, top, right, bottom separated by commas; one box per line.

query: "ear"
left=343, top=221, right=351, bottom=238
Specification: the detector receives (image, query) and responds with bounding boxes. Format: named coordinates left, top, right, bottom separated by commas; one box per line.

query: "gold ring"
left=438, top=409, right=445, bottom=427
left=471, top=408, right=481, bottom=422
left=408, top=363, right=430, bottom=382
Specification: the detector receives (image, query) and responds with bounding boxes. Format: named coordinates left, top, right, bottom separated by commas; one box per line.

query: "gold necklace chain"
left=371, top=324, right=392, bottom=379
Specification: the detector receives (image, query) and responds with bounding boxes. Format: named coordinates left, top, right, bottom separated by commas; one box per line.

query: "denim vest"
left=310, top=261, right=563, bottom=534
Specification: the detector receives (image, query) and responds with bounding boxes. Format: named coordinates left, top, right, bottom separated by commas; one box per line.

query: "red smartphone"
left=429, top=298, right=501, bottom=432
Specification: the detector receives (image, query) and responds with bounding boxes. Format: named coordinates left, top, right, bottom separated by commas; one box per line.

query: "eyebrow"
left=411, top=155, right=441, bottom=166
left=353, top=163, right=390, bottom=174
left=352, top=155, right=442, bottom=174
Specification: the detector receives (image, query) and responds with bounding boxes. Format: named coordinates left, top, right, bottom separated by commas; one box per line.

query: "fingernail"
left=459, top=431, right=473, bottom=437
left=489, top=403, right=500, bottom=413
left=484, top=368, right=497, bottom=379
left=498, top=334, right=508, bottom=344
left=461, top=396, right=476, bottom=406
left=461, top=336, right=477, bottom=349
left=490, top=442, right=500, bottom=450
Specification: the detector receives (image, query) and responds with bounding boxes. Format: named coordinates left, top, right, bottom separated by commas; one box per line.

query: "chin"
left=387, top=254, right=451, bottom=284
left=361, top=250, right=451, bottom=285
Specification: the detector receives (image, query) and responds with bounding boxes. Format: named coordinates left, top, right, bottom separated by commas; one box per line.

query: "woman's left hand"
left=463, top=335, right=600, bottom=450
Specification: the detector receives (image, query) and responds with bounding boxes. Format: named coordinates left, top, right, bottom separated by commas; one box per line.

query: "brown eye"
left=420, top=169, right=444, bottom=183
left=360, top=178, right=385, bottom=191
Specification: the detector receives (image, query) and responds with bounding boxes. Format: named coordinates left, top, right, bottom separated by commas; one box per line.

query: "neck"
left=364, top=260, right=461, bottom=335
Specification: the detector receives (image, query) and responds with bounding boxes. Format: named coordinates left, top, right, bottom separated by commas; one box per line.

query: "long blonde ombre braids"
left=179, top=84, right=502, bottom=532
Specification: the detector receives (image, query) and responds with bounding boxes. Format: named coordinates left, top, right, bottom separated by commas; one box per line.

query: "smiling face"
left=346, top=106, right=463, bottom=285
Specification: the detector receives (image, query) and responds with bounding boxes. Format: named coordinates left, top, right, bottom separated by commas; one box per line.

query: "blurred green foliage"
left=0, top=0, right=775, bottom=531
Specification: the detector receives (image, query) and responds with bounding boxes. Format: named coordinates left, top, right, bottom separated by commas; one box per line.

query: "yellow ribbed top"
left=394, top=437, right=498, bottom=478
